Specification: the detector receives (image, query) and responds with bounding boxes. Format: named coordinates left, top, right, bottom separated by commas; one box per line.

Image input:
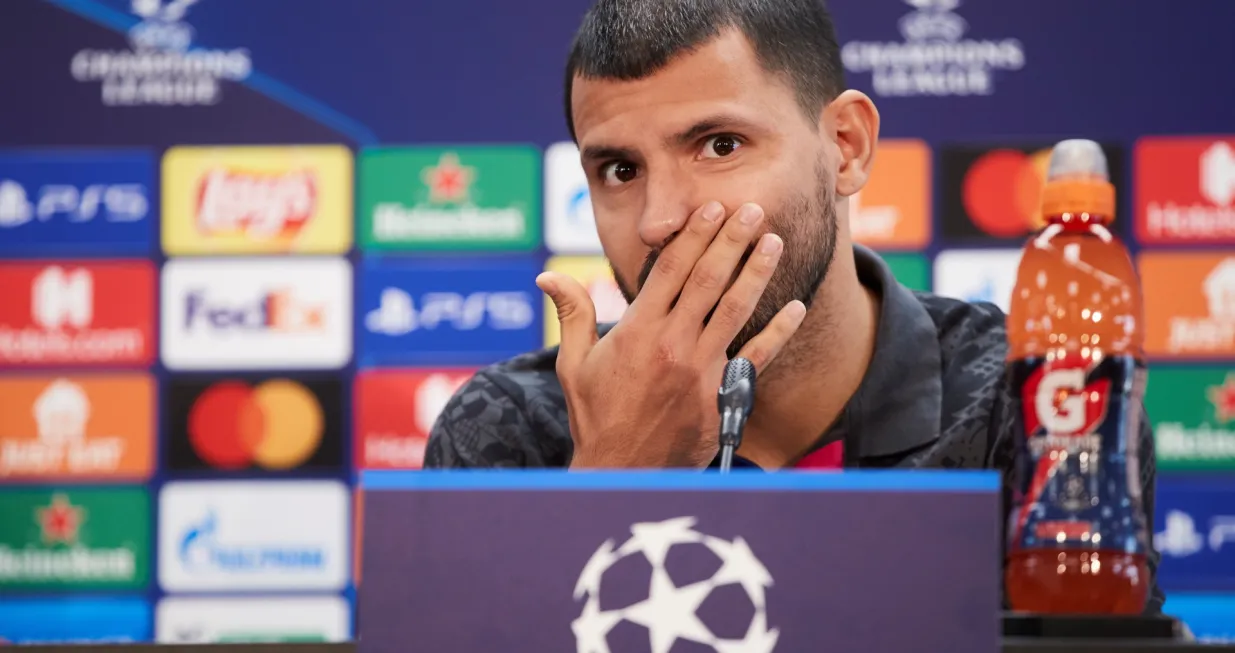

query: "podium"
left=358, top=469, right=1003, bottom=653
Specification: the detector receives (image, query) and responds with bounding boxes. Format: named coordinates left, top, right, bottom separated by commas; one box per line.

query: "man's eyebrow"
left=578, top=115, right=761, bottom=166
left=666, top=114, right=760, bottom=148
left=579, top=145, right=638, bottom=166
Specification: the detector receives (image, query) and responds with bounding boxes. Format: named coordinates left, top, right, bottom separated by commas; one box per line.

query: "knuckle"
left=654, top=251, right=684, bottom=278
left=689, top=263, right=727, bottom=293
left=720, top=226, right=749, bottom=248
left=713, top=295, right=749, bottom=327
left=652, top=339, right=680, bottom=367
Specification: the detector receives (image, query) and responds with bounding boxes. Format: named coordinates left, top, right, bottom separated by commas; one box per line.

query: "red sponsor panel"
left=1135, top=137, right=1235, bottom=244
left=354, top=368, right=477, bottom=470
left=0, top=260, right=156, bottom=367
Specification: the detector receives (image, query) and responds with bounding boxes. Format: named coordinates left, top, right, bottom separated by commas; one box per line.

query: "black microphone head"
left=718, top=357, right=756, bottom=416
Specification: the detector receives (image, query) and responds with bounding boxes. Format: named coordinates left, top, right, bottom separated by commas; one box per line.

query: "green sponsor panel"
left=1146, top=366, right=1235, bottom=471
left=359, top=145, right=541, bottom=251
left=0, top=487, right=150, bottom=592
left=879, top=252, right=930, bottom=292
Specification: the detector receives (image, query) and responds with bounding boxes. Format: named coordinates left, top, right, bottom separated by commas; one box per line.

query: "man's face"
left=570, top=29, right=839, bottom=358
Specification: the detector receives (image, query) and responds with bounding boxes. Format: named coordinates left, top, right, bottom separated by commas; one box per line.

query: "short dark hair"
left=563, top=0, right=847, bottom=142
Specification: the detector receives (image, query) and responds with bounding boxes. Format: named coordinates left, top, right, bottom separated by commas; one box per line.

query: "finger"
left=731, top=299, right=808, bottom=374
left=672, top=203, right=766, bottom=323
left=536, top=271, right=597, bottom=374
left=695, top=231, right=783, bottom=353
left=633, top=200, right=728, bottom=313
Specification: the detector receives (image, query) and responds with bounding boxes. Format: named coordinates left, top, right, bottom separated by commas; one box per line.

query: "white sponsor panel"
left=932, top=249, right=1022, bottom=313
left=158, top=480, right=349, bottom=592
left=161, top=257, right=352, bottom=370
left=544, top=142, right=603, bottom=254
left=156, top=596, right=350, bottom=643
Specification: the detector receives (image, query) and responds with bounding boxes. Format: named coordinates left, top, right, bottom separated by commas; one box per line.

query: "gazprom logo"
left=178, top=510, right=325, bottom=573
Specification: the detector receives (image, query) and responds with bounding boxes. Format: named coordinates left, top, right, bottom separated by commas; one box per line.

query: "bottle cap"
left=1047, top=139, right=1110, bottom=181
left=1041, top=139, right=1115, bottom=222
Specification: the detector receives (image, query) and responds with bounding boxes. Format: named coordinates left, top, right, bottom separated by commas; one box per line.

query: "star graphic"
left=37, top=494, right=83, bottom=545
left=704, top=535, right=774, bottom=609
left=622, top=567, right=714, bottom=653
left=574, top=538, right=620, bottom=599
left=1209, top=373, right=1235, bottom=423
left=715, top=611, right=780, bottom=653
left=571, top=596, right=622, bottom=653
left=618, top=516, right=703, bottom=567
left=420, top=152, right=475, bottom=204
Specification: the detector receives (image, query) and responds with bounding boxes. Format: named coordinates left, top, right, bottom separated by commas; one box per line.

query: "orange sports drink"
left=1004, top=140, right=1151, bottom=614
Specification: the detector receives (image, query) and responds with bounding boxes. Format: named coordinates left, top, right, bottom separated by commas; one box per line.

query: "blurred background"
left=1, top=0, right=1235, bottom=645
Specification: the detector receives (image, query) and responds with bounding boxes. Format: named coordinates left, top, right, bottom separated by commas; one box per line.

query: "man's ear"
left=822, top=90, right=881, bottom=198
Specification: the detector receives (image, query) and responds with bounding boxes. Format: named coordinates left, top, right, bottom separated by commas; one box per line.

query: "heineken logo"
left=38, top=493, right=82, bottom=544
left=0, top=488, right=149, bottom=589
left=359, top=146, right=540, bottom=251
left=0, top=494, right=135, bottom=583
left=422, top=152, right=474, bottom=204
left=1208, top=373, right=1235, bottom=423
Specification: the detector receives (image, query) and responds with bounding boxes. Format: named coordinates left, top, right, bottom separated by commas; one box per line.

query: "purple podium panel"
left=358, top=470, right=1002, bottom=653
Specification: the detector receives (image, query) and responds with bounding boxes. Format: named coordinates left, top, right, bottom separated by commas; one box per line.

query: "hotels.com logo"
left=195, top=168, right=318, bottom=242
left=1136, top=138, right=1235, bottom=244
left=0, top=262, right=155, bottom=367
left=354, top=369, right=475, bottom=469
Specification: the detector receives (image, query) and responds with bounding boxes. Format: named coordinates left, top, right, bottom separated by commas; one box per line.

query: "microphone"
left=716, top=357, right=756, bottom=473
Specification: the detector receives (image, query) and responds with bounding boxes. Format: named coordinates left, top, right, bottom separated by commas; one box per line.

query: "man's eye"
left=701, top=135, right=743, bottom=159
left=600, top=161, right=639, bottom=186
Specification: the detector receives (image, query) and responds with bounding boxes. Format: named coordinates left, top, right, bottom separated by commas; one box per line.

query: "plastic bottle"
left=1004, top=139, right=1151, bottom=614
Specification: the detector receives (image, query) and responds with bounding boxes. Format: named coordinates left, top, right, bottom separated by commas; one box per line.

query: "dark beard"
left=611, top=160, right=838, bottom=360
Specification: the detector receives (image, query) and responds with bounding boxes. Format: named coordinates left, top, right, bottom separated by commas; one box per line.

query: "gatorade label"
left=1007, top=353, right=1148, bottom=555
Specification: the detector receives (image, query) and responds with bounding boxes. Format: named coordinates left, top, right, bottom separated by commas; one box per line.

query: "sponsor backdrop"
left=0, top=0, right=1233, bottom=645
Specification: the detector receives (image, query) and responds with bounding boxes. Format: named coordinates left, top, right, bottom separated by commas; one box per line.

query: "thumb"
left=537, top=271, right=597, bottom=373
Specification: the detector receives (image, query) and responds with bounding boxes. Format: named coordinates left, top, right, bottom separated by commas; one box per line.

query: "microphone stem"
left=719, top=442, right=736, bottom=473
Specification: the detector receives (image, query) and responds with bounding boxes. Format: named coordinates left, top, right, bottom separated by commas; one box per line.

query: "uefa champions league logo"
left=571, top=516, right=779, bottom=653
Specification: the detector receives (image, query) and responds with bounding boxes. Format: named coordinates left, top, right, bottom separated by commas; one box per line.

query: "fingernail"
left=738, top=204, right=763, bottom=225
left=758, top=234, right=783, bottom=255
left=788, top=300, right=807, bottom=321
left=701, top=202, right=724, bottom=222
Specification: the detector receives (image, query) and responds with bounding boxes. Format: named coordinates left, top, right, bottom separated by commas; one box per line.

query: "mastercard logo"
left=961, top=148, right=1053, bottom=238
left=187, top=379, right=324, bottom=470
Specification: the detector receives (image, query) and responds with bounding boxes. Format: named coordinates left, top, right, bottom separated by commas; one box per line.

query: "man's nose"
left=636, top=168, right=700, bottom=248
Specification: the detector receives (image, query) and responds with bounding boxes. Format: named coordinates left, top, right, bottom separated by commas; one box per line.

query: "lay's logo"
left=162, top=146, right=352, bottom=255
left=195, top=168, right=318, bottom=241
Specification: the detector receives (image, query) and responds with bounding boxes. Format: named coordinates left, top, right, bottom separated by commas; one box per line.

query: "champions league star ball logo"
left=571, top=516, right=779, bottom=653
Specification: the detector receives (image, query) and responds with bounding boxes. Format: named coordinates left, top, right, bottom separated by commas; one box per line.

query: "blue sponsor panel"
left=1166, top=593, right=1235, bottom=644
left=358, top=256, right=543, bottom=366
left=0, top=597, right=151, bottom=644
left=0, top=150, right=155, bottom=256
left=1153, top=477, right=1235, bottom=591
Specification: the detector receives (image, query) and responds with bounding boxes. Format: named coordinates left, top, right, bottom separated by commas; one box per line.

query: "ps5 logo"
left=365, top=288, right=534, bottom=335
left=0, top=180, right=149, bottom=228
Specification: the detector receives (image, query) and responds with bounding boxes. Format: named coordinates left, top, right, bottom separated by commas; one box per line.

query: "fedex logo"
left=359, top=258, right=542, bottom=365
left=184, top=290, right=325, bottom=332
left=162, top=258, right=352, bottom=371
left=0, top=261, right=156, bottom=367
left=0, top=151, right=155, bottom=256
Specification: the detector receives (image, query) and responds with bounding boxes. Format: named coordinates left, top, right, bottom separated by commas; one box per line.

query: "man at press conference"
left=422, top=0, right=1167, bottom=615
